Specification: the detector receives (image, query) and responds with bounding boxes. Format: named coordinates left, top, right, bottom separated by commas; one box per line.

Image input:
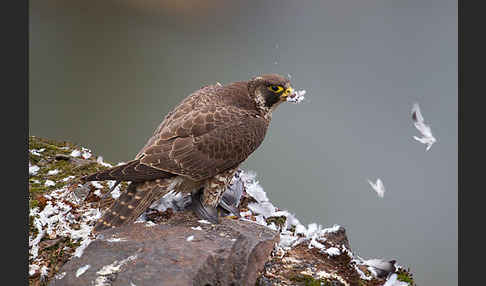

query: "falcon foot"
left=189, top=189, right=221, bottom=224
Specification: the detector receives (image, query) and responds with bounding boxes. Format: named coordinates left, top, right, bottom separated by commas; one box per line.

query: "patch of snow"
left=411, top=102, right=436, bottom=151
left=94, top=189, right=102, bottom=197
left=76, top=264, right=91, bottom=277
left=191, top=226, right=202, bottom=231
left=368, top=178, right=385, bottom=198
left=186, top=235, right=194, bottom=242
left=47, top=169, right=60, bottom=175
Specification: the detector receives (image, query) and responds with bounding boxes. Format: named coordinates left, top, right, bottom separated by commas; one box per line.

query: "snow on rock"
left=186, top=235, right=195, bottom=242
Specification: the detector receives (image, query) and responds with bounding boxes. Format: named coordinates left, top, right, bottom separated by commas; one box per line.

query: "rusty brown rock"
left=49, top=212, right=279, bottom=286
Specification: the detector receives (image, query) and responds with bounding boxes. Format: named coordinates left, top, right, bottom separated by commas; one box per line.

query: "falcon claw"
left=219, top=199, right=241, bottom=218
left=189, top=190, right=221, bottom=224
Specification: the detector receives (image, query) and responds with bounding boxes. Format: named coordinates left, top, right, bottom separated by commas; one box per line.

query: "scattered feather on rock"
left=70, top=150, right=81, bottom=157
left=383, top=273, right=409, bottom=286
left=29, top=163, right=40, bottom=176
left=361, top=258, right=396, bottom=279
left=47, top=169, right=60, bottom=176
left=44, top=180, right=56, bottom=187
left=75, top=264, right=90, bottom=277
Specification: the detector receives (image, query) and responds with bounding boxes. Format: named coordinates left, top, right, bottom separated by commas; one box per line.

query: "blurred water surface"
left=30, top=1, right=457, bottom=285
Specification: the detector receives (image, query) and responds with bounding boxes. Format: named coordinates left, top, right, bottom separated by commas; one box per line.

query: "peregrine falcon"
left=82, top=74, right=303, bottom=232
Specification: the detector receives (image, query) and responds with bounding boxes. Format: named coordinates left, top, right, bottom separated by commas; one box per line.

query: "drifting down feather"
left=368, top=178, right=385, bottom=198
left=411, top=103, right=436, bottom=151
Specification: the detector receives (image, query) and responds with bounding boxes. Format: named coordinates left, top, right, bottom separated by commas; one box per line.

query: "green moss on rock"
left=28, top=136, right=112, bottom=212
left=289, top=274, right=334, bottom=286
left=396, top=268, right=416, bottom=285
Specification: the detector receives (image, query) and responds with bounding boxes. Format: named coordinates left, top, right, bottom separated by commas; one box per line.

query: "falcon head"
left=248, top=74, right=299, bottom=113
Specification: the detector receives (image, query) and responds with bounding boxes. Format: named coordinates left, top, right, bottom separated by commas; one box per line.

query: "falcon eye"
left=268, top=85, right=284, bottom=93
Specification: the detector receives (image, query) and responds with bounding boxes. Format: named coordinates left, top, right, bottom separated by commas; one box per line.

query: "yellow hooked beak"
left=280, top=87, right=294, bottom=101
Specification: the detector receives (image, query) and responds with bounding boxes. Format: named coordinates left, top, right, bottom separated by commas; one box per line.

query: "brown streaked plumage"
left=82, top=74, right=298, bottom=232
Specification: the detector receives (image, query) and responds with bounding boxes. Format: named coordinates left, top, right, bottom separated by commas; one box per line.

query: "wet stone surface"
left=49, top=212, right=279, bottom=286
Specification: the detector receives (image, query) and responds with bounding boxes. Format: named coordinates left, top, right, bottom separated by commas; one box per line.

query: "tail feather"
left=82, top=159, right=174, bottom=183
left=92, top=179, right=173, bottom=233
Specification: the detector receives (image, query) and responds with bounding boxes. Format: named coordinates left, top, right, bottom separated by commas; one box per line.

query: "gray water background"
left=29, top=1, right=457, bottom=285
